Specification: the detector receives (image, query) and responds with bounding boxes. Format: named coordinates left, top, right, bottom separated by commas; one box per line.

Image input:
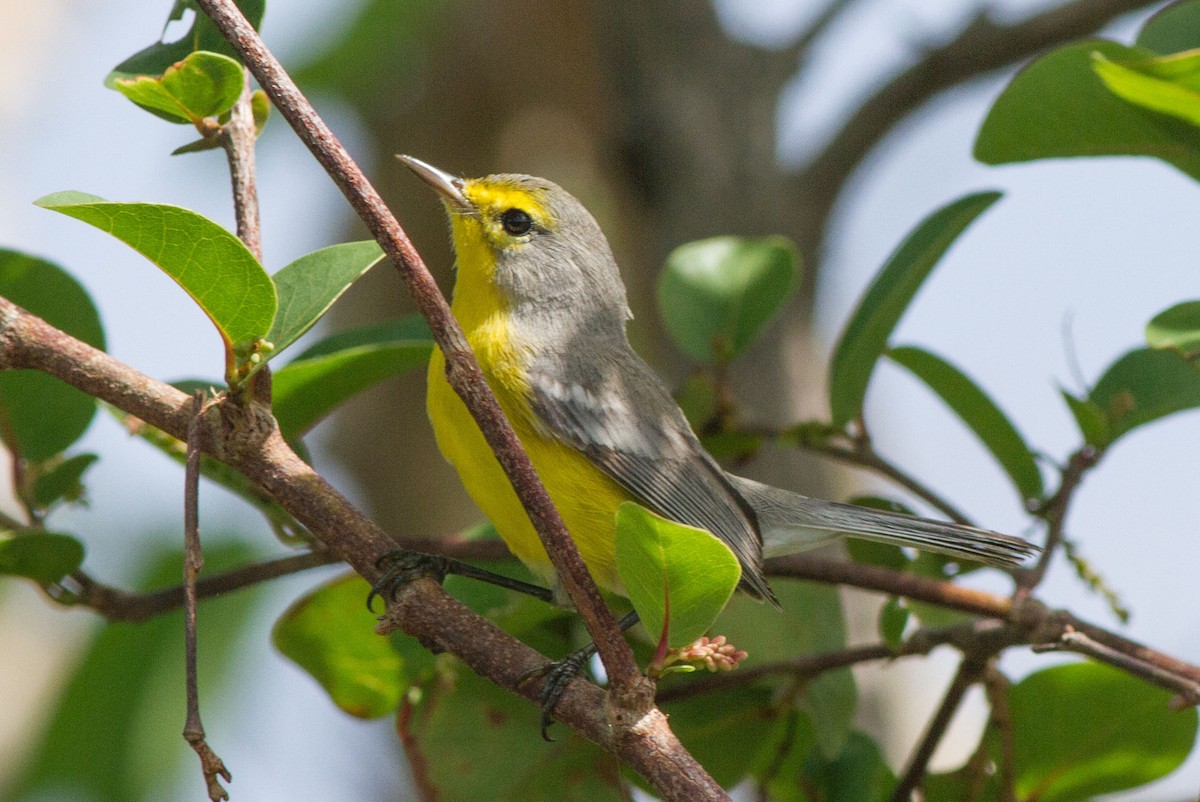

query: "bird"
left=387, top=155, right=1035, bottom=729
left=398, top=154, right=1033, bottom=598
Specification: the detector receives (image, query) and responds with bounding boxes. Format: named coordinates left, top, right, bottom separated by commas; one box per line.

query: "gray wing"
left=527, top=350, right=778, bottom=605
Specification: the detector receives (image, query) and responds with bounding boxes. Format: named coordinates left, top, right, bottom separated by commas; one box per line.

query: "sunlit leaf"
left=828, top=192, right=1000, bottom=428
left=1093, top=51, right=1200, bottom=128
left=35, top=193, right=275, bottom=373
left=614, top=502, right=740, bottom=649
left=113, top=51, right=244, bottom=124
left=976, top=41, right=1200, bottom=181
left=1146, top=300, right=1200, bottom=357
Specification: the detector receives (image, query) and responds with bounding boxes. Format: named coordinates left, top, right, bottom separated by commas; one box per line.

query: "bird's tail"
left=729, top=476, right=1037, bottom=568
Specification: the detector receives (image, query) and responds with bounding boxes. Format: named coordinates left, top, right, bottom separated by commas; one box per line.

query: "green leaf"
left=1093, top=51, right=1200, bottom=128
left=1137, top=1, right=1200, bottom=55
left=888, top=345, right=1043, bottom=501
left=1061, top=390, right=1111, bottom=447
left=32, top=453, right=100, bottom=509
left=660, top=685, right=776, bottom=787
left=1088, top=347, right=1200, bottom=443
left=113, top=51, right=244, bottom=124
left=1147, top=300, right=1200, bottom=357
left=35, top=193, right=276, bottom=373
left=658, top=236, right=800, bottom=364
left=266, top=240, right=386, bottom=360
left=0, top=249, right=105, bottom=461
left=976, top=41, right=1200, bottom=181
left=271, top=317, right=433, bottom=437
left=828, top=192, right=1001, bottom=428
left=1011, top=662, right=1198, bottom=800
left=273, top=572, right=420, bottom=718
left=614, top=502, right=741, bottom=649
left=106, top=0, right=266, bottom=85
left=0, top=532, right=84, bottom=583
left=9, top=543, right=259, bottom=800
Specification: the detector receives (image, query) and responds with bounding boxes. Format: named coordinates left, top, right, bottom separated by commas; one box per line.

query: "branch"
left=188, top=0, right=650, bottom=728
left=0, top=293, right=720, bottom=799
left=218, top=74, right=262, bottom=263
left=1019, top=445, right=1101, bottom=592
left=1033, top=628, right=1200, bottom=706
left=796, top=0, right=1161, bottom=236
left=182, top=392, right=231, bottom=802
left=766, top=553, right=1200, bottom=688
left=890, top=653, right=988, bottom=802
left=66, top=548, right=340, bottom=622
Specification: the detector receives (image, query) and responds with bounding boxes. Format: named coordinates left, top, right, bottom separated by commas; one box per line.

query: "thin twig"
left=182, top=392, right=230, bottom=801
left=766, top=553, right=1200, bottom=688
left=7, top=297, right=1200, bottom=796
left=890, top=653, right=988, bottom=802
left=219, top=75, right=262, bottom=263
left=189, top=0, right=653, bottom=741
left=983, top=665, right=1017, bottom=802
left=65, top=548, right=339, bottom=622
left=1033, top=628, right=1200, bottom=706
left=1019, top=446, right=1100, bottom=592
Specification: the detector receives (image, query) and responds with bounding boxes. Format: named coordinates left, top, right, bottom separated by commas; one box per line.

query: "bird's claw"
left=518, top=649, right=593, bottom=741
left=367, top=550, right=450, bottom=612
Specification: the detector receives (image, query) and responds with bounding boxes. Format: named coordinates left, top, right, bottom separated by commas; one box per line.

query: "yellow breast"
left=426, top=233, right=630, bottom=593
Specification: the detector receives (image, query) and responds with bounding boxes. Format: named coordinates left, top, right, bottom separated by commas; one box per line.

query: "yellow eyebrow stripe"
left=463, top=181, right=552, bottom=223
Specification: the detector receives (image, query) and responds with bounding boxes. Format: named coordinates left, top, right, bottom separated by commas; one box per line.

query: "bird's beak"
left=397, top=155, right=471, bottom=211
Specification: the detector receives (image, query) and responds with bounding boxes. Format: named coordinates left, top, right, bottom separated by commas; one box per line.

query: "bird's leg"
left=367, top=549, right=556, bottom=612
left=518, top=610, right=641, bottom=740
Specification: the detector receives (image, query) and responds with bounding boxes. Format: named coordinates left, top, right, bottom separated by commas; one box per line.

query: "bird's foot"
left=367, top=550, right=449, bottom=612
left=517, top=647, right=595, bottom=741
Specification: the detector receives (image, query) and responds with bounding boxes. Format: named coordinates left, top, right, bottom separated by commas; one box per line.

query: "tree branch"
left=65, top=548, right=340, bottom=622
left=182, top=392, right=231, bottom=802
left=766, top=553, right=1200, bottom=688
left=188, top=0, right=651, bottom=731
left=795, top=0, right=1161, bottom=248
left=219, top=75, right=262, bottom=263
left=0, top=294, right=721, bottom=800
left=890, top=653, right=988, bottom=801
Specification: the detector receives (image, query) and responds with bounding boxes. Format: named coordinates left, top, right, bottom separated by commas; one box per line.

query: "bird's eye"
left=500, top=208, right=533, bottom=236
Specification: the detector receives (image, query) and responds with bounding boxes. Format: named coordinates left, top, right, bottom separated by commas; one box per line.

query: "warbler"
left=399, top=155, right=1034, bottom=609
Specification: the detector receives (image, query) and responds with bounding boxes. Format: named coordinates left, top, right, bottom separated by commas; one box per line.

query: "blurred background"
left=2, top=0, right=1199, bottom=798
